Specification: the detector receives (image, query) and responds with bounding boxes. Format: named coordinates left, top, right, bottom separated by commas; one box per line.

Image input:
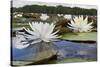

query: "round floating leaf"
left=61, top=32, right=97, bottom=41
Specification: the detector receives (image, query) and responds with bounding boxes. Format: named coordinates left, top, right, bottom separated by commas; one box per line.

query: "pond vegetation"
left=11, top=2, right=97, bottom=66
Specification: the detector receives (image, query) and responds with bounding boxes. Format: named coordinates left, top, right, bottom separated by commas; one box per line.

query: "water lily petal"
left=31, top=39, right=42, bottom=44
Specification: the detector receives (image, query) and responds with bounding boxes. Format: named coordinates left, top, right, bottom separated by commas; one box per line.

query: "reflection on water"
left=54, top=41, right=97, bottom=60
left=12, top=37, right=97, bottom=62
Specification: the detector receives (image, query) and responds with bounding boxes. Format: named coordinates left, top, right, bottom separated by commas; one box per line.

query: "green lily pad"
left=61, top=32, right=97, bottom=41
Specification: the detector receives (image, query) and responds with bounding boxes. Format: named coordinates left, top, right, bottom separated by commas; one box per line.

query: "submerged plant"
left=68, top=16, right=93, bottom=32
left=15, top=22, right=59, bottom=50
left=40, top=14, right=49, bottom=21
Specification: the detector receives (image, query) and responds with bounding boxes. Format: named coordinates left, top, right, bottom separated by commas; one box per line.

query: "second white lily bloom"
left=68, top=16, right=93, bottom=32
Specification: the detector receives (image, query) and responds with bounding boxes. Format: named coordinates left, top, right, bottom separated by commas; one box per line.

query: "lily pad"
left=61, top=32, right=97, bottom=41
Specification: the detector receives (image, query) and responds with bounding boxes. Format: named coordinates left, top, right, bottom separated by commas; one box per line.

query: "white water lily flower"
left=64, top=14, right=72, bottom=20
left=15, top=22, right=59, bottom=49
left=14, top=14, right=22, bottom=18
left=57, top=14, right=63, bottom=17
left=68, top=16, right=93, bottom=32
left=40, top=14, right=49, bottom=21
